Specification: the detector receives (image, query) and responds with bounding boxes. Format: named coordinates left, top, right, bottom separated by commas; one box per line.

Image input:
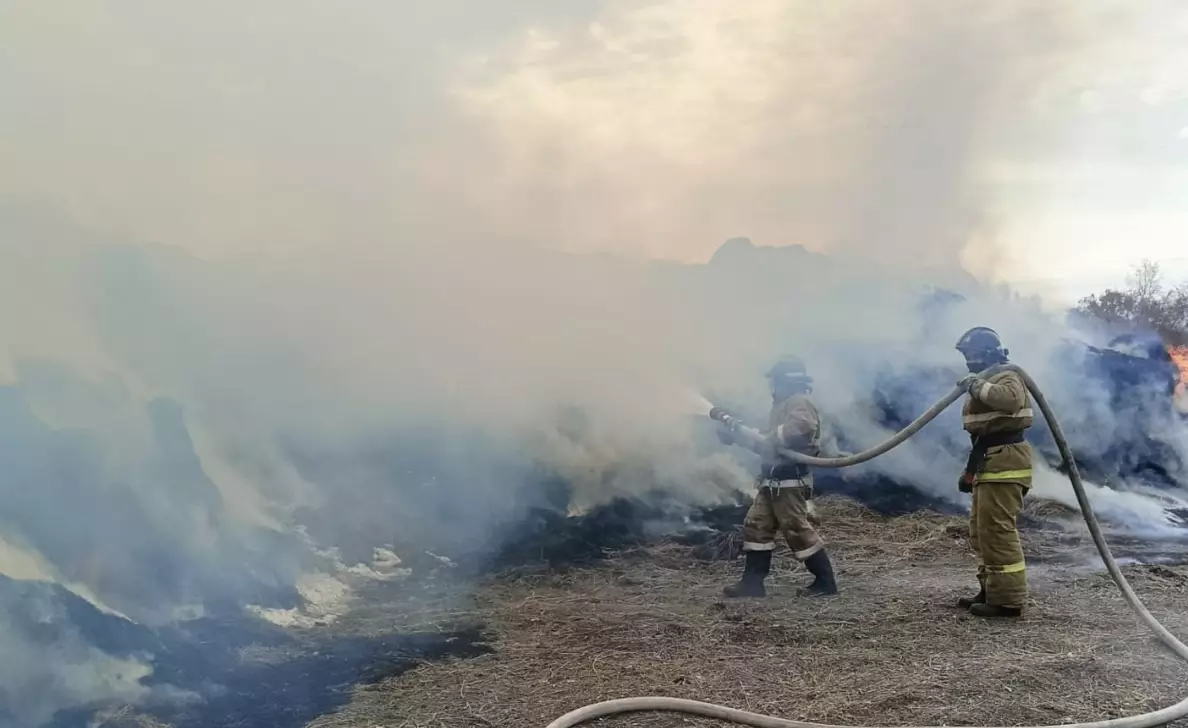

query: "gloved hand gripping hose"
left=545, top=364, right=1188, bottom=728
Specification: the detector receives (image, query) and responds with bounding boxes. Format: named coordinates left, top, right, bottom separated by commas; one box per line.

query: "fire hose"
left=544, top=364, right=1188, bottom=728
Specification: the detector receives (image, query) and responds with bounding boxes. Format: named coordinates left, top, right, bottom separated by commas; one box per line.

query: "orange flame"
left=1168, top=346, right=1188, bottom=411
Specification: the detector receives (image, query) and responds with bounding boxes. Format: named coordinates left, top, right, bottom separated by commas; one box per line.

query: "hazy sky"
left=7, top=5, right=1188, bottom=722
left=3, top=1, right=1187, bottom=303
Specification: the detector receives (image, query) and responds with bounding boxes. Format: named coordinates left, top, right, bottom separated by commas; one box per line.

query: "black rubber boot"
left=957, top=587, right=986, bottom=609
left=969, top=603, right=1022, bottom=619
left=723, top=550, right=770, bottom=598
left=801, top=550, right=838, bottom=597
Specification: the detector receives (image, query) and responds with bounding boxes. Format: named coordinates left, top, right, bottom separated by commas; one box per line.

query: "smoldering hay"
left=2, top=0, right=1187, bottom=724
left=3, top=227, right=1188, bottom=724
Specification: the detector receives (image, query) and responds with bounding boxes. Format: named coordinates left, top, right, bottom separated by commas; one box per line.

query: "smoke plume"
left=0, top=1, right=1184, bottom=724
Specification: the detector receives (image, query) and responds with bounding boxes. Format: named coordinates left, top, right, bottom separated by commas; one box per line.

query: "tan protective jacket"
left=961, top=370, right=1034, bottom=488
left=760, top=393, right=822, bottom=485
left=768, top=394, right=822, bottom=454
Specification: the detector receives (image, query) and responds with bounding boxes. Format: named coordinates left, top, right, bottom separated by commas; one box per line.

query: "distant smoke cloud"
left=0, top=1, right=1185, bottom=724
left=449, top=0, right=1162, bottom=273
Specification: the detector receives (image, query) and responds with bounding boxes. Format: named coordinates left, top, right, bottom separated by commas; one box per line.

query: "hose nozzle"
left=708, top=407, right=741, bottom=430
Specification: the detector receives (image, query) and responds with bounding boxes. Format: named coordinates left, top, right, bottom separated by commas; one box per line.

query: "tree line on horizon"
left=1075, top=260, right=1188, bottom=347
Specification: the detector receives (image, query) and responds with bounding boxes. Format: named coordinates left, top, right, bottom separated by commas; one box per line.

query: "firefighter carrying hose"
left=710, top=357, right=839, bottom=598
left=955, top=327, right=1033, bottom=618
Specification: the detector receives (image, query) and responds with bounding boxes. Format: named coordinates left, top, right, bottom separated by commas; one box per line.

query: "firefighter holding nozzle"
left=709, top=357, right=839, bottom=599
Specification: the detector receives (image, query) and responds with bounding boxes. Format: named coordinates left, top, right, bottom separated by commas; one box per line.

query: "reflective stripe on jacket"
left=962, top=370, right=1034, bottom=487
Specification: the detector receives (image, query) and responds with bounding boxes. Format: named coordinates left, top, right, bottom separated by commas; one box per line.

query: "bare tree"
left=1076, top=261, right=1188, bottom=345
left=1126, top=259, right=1163, bottom=301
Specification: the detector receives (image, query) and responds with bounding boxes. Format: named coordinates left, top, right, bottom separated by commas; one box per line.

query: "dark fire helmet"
left=955, top=326, right=1009, bottom=366
left=766, top=356, right=813, bottom=392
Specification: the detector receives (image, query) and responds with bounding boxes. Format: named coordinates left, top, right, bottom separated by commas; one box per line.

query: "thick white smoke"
left=1, top=0, right=1185, bottom=724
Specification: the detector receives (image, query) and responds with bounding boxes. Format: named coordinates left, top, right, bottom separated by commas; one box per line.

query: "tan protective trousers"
left=742, top=483, right=824, bottom=560
left=970, top=482, right=1028, bottom=609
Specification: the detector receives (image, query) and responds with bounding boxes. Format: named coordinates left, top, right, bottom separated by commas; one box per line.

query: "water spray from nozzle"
left=682, top=390, right=716, bottom=417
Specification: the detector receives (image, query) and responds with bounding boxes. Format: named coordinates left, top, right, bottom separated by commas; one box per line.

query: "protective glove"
left=956, top=373, right=982, bottom=394
left=715, top=426, right=736, bottom=446
left=958, top=471, right=976, bottom=494
left=806, top=499, right=821, bottom=527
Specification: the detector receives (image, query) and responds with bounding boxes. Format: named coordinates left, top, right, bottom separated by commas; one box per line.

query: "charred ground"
left=34, top=577, right=492, bottom=728
left=53, top=478, right=1188, bottom=728
left=309, top=497, right=1188, bottom=728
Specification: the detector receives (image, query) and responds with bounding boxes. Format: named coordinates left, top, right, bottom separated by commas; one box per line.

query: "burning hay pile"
left=8, top=232, right=1188, bottom=728
left=310, top=496, right=1188, bottom=728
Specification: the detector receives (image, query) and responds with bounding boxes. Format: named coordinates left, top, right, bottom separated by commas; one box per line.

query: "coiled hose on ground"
left=545, top=364, right=1188, bottom=728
